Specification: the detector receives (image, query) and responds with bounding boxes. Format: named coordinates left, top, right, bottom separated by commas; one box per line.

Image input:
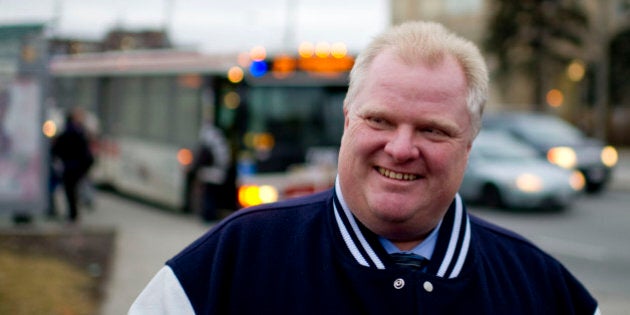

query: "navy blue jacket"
left=134, top=188, right=598, bottom=314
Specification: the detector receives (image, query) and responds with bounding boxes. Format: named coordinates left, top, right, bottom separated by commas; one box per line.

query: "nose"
left=384, top=127, right=420, bottom=162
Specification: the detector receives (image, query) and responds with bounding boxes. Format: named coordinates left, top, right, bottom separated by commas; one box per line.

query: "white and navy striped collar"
left=333, top=178, right=472, bottom=279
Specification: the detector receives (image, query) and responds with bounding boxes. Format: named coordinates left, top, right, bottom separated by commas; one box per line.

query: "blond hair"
left=344, top=21, right=488, bottom=137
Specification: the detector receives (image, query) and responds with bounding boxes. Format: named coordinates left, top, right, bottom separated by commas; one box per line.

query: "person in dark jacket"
left=187, top=122, right=231, bottom=221
left=130, top=21, right=599, bottom=314
left=52, top=107, right=94, bottom=223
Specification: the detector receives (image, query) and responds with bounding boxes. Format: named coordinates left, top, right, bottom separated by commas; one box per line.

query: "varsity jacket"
left=130, top=186, right=599, bottom=314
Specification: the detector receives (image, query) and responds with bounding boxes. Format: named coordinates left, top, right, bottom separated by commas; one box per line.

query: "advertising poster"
left=0, top=24, right=47, bottom=217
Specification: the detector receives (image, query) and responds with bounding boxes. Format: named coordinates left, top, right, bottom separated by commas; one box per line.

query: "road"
left=470, top=189, right=630, bottom=315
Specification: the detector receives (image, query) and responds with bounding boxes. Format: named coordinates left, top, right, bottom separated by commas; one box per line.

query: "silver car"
left=483, top=113, right=618, bottom=193
left=460, top=130, right=585, bottom=210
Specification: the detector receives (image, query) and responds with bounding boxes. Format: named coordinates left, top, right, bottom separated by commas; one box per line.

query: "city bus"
left=47, top=47, right=352, bottom=213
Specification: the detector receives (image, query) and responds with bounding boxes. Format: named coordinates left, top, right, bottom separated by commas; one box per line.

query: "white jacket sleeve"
left=129, top=266, right=195, bottom=315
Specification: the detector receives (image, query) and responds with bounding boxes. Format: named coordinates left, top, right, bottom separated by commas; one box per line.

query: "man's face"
left=338, top=50, right=473, bottom=244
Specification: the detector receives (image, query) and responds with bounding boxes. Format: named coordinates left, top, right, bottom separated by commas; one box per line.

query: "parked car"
left=460, top=130, right=585, bottom=210
left=483, top=112, right=618, bottom=193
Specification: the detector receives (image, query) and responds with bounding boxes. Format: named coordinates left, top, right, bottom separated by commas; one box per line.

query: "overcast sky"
left=0, top=0, right=390, bottom=54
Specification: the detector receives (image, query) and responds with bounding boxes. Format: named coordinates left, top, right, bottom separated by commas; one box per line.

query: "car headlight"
left=601, top=146, right=618, bottom=167
left=515, top=173, right=543, bottom=193
left=569, top=170, right=586, bottom=191
left=547, top=147, right=577, bottom=169
left=238, top=185, right=279, bottom=207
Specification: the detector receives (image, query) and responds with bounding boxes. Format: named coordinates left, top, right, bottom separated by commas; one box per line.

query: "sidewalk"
left=80, top=193, right=211, bottom=315
left=0, top=190, right=211, bottom=315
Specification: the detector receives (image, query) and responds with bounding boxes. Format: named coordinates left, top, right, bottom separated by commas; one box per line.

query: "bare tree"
left=484, top=0, right=589, bottom=110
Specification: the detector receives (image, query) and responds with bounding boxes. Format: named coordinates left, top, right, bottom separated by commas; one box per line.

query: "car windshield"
left=473, top=132, right=539, bottom=160
left=514, top=116, right=584, bottom=146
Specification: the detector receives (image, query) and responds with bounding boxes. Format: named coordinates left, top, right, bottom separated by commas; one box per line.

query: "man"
left=130, top=21, right=599, bottom=314
left=51, top=107, right=94, bottom=222
left=187, top=122, right=232, bottom=221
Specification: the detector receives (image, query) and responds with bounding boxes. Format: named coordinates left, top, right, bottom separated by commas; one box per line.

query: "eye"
left=365, top=116, right=390, bottom=129
left=424, top=128, right=444, bottom=135
left=369, top=117, right=384, bottom=124
left=422, top=127, right=449, bottom=138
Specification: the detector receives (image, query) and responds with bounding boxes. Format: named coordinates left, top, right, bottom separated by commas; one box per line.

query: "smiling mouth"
left=377, top=167, right=419, bottom=181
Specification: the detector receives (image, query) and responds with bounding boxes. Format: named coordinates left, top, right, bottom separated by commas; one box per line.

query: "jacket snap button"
left=423, top=281, right=433, bottom=292
left=393, top=278, right=405, bottom=289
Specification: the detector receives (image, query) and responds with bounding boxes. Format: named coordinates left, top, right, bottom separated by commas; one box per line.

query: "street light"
left=567, top=59, right=585, bottom=82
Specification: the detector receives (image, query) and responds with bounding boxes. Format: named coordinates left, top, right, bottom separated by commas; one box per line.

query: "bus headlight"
left=547, top=147, right=577, bottom=169
left=238, top=185, right=279, bottom=207
left=601, top=146, right=618, bottom=167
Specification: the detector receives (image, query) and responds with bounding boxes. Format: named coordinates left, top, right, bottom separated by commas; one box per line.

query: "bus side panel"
left=108, top=137, right=186, bottom=209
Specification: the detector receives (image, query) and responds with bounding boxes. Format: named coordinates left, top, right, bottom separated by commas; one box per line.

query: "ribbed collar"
left=333, top=177, right=472, bottom=279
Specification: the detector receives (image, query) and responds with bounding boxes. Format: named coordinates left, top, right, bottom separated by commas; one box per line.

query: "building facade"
left=390, top=0, right=629, bottom=144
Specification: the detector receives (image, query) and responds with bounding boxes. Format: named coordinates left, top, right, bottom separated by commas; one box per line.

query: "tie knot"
left=389, top=253, right=428, bottom=271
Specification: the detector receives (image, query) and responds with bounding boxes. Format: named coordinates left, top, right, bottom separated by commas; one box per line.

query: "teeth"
left=378, top=167, right=418, bottom=181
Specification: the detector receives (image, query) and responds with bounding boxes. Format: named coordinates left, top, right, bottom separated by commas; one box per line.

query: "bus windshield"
left=245, top=85, right=345, bottom=173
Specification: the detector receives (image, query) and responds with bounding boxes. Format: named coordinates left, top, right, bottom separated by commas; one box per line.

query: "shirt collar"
left=378, top=218, right=442, bottom=260
left=333, top=176, right=472, bottom=278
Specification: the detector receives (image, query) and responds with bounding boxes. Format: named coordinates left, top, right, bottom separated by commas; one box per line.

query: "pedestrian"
left=78, top=109, right=100, bottom=209
left=130, top=21, right=599, bottom=314
left=46, top=138, right=61, bottom=218
left=51, top=107, right=94, bottom=223
left=187, top=122, right=231, bottom=221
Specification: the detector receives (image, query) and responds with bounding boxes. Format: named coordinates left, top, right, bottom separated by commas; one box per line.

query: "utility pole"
left=48, top=0, right=63, bottom=37
left=283, top=0, right=298, bottom=52
left=593, top=0, right=611, bottom=141
left=163, top=0, right=174, bottom=37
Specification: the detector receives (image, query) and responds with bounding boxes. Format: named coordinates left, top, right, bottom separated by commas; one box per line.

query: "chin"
left=369, top=201, right=420, bottom=223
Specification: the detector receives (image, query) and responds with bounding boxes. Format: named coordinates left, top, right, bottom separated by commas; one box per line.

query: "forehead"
left=370, top=50, right=466, bottom=91
left=352, top=50, right=468, bottom=110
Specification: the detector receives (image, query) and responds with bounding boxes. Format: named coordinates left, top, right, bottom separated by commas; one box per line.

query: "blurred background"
left=0, top=0, right=629, bottom=314
left=2, top=0, right=629, bottom=142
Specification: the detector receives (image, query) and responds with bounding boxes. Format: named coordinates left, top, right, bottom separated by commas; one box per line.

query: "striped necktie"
left=390, top=253, right=429, bottom=271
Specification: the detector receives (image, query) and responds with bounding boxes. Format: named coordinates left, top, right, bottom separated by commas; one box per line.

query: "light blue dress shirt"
left=378, top=219, right=442, bottom=260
